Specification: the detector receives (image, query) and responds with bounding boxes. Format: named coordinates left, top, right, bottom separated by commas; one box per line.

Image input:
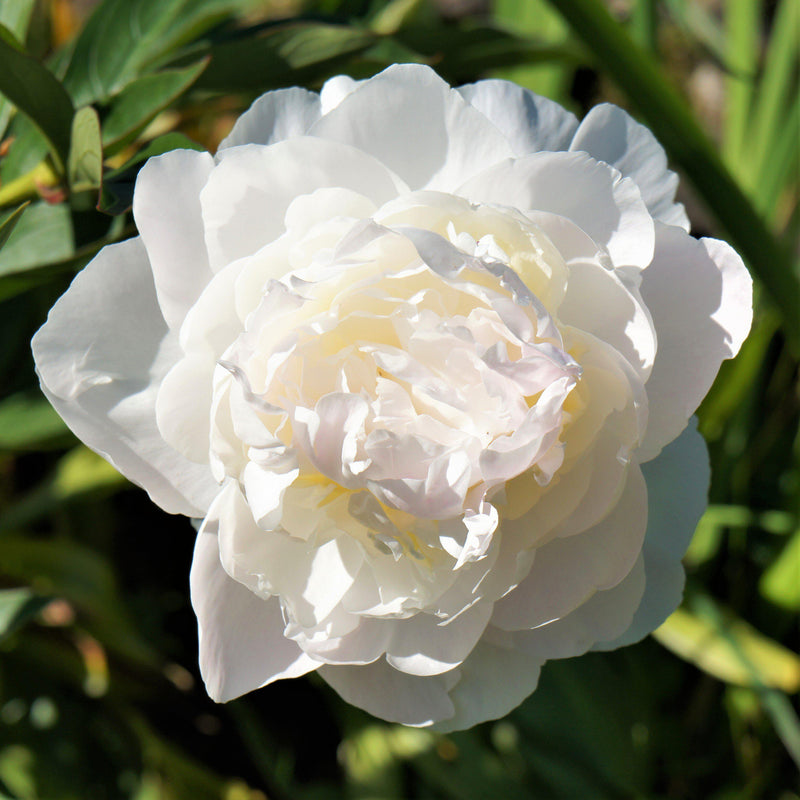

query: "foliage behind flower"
left=32, top=64, right=751, bottom=730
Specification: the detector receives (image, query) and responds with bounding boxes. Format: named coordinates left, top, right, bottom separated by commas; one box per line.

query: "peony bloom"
left=32, top=65, right=752, bottom=730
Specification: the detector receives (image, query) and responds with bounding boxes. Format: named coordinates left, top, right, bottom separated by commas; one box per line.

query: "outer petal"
left=430, top=629, right=545, bottom=733
left=309, top=63, right=514, bottom=192
left=492, top=465, right=647, bottom=630
left=597, top=420, right=709, bottom=649
left=200, top=138, right=405, bottom=270
left=32, top=238, right=218, bottom=517
left=456, top=151, right=655, bottom=270
left=319, top=658, right=456, bottom=727
left=638, top=224, right=752, bottom=460
left=458, top=79, right=579, bottom=155
left=132, top=149, right=215, bottom=329
left=218, top=87, right=321, bottom=150
left=570, top=103, right=689, bottom=230
left=190, top=524, right=320, bottom=703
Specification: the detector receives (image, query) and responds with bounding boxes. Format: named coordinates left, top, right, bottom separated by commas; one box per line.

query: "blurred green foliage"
left=0, top=0, right=797, bottom=797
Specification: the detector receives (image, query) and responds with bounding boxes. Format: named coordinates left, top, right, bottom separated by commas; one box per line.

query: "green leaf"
left=68, top=106, right=103, bottom=193
left=654, top=598, right=800, bottom=693
left=101, top=59, right=209, bottom=149
left=0, top=201, right=29, bottom=251
left=760, top=527, right=800, bottom=611
left=0, top=391, right=71, bottom=452
left=193, top=22, right=377, bottom=92
left=0, top=201, right=74, bottom=277
left=0, top=0, right=37, bottom=141
left=0, top=24, right=74, bottom=172
left=544, top=0, right=800, bottom=352
left=61, top=0, right=255, bottom=106
left=0, top=588, right=49, bottom=643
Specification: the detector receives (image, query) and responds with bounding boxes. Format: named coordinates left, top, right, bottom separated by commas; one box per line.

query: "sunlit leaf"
left=0, top=201, right=74, bottom=277
left=0, top=201, right=28, bottom=252
left=760, top=528, right=800, bottom=611
left=101, top=59, right=208, bottom=149
left=68, top=105, right=103, bottom=192
left=655, top=599, right=800, bottom=692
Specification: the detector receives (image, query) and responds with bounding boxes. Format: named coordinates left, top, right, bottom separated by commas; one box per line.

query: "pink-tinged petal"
left=597, top=420, right=708, bottom=649
left=309, top=64, right=514, bottom=192
left=190, top=524, right=319, bottom=703
left=218, top=87, right=321, bottom=150
left=458, top=79, right=579, bottom=155
left=570, top=103, right=689, bottom=230
left=132, top=149, right=215, bottom=329
left=492, top=465, right=647, bottom=630
left=638, top=224, right=752, bottom=460
left=319, top=659, right=456, bottom=726
left=200, top=138, right=404, bottom=270
left=513, top=554, right=645, bottom=660
left=385, top=601, right=494, bottom=676
left=457, top=151, right=655, bottom=269
left=430, top=629, right=545, bottom=733
left=32, top=238, right=218, bottom=517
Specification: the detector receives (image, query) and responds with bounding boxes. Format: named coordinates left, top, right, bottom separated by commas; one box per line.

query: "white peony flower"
left=32, top=65, right=752, bottom=730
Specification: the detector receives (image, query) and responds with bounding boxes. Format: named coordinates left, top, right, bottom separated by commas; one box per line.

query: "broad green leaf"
left=0, top=0, right=37, bottom=141
left=0, top=392, right=71, bottom=452
left=194, top=23, right=377, bottom=92
left=0, top=24, right=74, bottom=172
left=0, top=201, right=74, bottom=277
left=61, top=0, right=257, bottom=106
left=368, top=0, right=434, bottom=35
left=101, top=59, right=209, bottom=149
left=544, top=0, right=800, bottom=351
left=0, top=588, right=49, bottom=643
left=0, top=201, right=28, bottom=251
left=760, top=528, right=800, bottom=611
left=0, top=114, right=50, bottom=185
left=655, top=601, right=800, bottom=693
left=68, top=106, right=103, bottom=192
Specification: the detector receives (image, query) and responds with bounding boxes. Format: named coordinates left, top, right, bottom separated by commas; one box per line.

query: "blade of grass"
left=544, top=0, right=800, bottom=352
left=723, top=0, right=760, bottom=173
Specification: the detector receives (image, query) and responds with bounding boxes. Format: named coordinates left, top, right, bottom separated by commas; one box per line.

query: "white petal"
left=492, top=465, right=648, bottom=630
left=598, top=420, right=708, bottom=648
left=514, top=553, right=645, bottom=660
left=430, top=629, right=545, bottom=733
left=319, top=659, right=456, bottom=726
left=458, top=79, right=579, bottom=155
left=32, top=238, right=218, bottom=517
left=190, top=524, right=319, bottom=702
left=319, top=74, right=360, bottom=113
left=558, top=258, right=657, bottom=379
left=385, top=602, right=494, bottom=676
left=132, top=149, right=215, bottom=329
left=309, top=63, right=514, bottom=191
left=638, top=224, right=752, bottom=460
left=457, top=151, right=655, bottom=269
left=570, top=103, right=689, bottom=230
left=218, top=87, right=321, bottom=150
left=200, top=138, right=404, bottom=270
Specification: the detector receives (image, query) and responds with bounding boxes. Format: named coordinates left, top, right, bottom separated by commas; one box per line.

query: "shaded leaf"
left=0, top=24, right=74, bottom=171
left=193, top=22, right=376, bottom=92
left=0, top=0, right=37, bottom=141
left=0, top=588, right=49, bottom=643
left=0, top=391, right=72, bottom=452
left=0, top=201, right=29, bottom=251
